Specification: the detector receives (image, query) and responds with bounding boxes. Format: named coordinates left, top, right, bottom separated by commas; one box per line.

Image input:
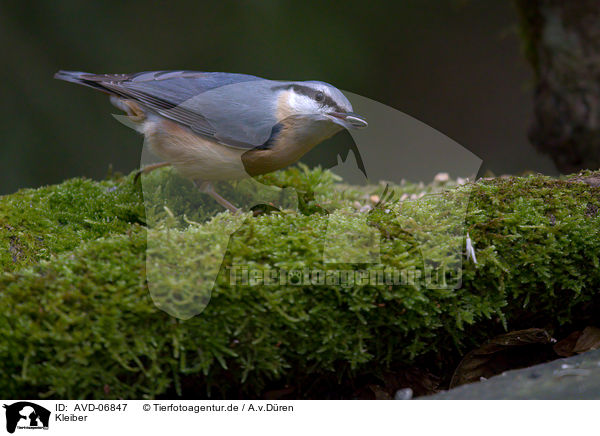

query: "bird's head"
left=274, top=81, right=368, bottom=131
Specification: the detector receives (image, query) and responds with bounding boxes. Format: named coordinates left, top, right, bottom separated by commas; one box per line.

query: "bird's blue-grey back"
left=55, top=70, right=285, bottom=149
left=165, top=78, right=284, bottom=148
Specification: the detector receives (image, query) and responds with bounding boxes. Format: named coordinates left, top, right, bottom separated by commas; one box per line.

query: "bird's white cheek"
left=289, top=93, right=317, bottom=115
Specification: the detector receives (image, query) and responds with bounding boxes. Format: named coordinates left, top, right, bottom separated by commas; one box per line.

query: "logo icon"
left=3, top=402, right=50, bottom=434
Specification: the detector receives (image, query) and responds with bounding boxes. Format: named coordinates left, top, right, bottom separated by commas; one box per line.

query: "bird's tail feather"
left=54, top=70, right=112, bottom=94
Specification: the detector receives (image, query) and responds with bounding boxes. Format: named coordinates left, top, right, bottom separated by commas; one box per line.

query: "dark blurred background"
left=0, top=0, right=559, bottom=195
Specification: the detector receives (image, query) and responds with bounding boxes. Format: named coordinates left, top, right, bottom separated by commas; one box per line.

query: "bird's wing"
left=57, top=71, right=280, bottom=149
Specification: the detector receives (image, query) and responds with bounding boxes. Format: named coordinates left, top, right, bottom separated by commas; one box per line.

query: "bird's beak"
left=327, top=111, right=368, bottom=129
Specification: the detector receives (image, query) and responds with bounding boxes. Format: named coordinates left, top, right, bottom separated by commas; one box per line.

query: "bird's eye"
left=315, top=91, right=324, bottom=102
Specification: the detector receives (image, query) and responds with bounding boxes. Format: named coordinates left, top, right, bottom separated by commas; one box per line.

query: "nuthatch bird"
left=54, top=70, right=368, bottom=212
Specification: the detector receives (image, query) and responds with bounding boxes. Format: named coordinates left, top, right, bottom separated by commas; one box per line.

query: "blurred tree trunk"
left=514, top=0, right=600, bottom=173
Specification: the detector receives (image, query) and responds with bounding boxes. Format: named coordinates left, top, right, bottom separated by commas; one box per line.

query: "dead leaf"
left=450, top=328, right=554, bottom=388
left=553, top=331, right=582, bottom=357
left=553, top=326, right=600, bottom=357
left=573, top=326, right=600, bottom=353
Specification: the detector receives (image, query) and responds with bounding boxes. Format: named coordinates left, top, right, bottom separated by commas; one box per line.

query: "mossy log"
left=1, top=167, right=599, bottom=398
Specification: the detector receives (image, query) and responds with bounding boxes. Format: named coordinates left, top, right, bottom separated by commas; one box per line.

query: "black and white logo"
left=3, top=402, right=50, bottom=434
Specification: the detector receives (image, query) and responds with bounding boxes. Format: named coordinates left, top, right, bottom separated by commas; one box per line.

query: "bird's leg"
left=134, top=162, right=172, bottom=182
left=195, top=180, right=240, bottom=214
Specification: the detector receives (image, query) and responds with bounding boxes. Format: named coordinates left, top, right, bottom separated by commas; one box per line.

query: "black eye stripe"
left=286, top=85, right=344, bottom=112
left=322, top=96, right=340, bottom=110
left=291, top=85, right=317, bottom=99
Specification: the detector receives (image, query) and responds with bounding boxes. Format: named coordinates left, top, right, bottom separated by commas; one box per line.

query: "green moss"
left=0, top=174, right=144, bottom=272
left=1, top=167, right=599, bottom=398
